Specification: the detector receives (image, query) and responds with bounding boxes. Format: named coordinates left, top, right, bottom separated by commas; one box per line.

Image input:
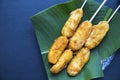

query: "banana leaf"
left=31, top=0, right=120, bottom=80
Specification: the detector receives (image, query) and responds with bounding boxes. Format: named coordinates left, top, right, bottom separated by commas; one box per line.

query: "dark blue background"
left=0, top=0, right=120, bottom=80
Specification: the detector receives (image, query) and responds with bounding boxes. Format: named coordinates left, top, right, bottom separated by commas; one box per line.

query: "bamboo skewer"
left=89, top=0, right=107, bottom=22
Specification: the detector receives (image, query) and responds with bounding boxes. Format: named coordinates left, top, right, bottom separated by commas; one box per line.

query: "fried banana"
left=48, top=36, right=68, bottom=64
left=50, top=49, right=73, bottom=74
left=61, top=8, right=83, bottom=38
left=68, top=21, right=92, bottom=51
left=85, top=21, right=109, bottom=49
left=67, top=47, right=90, bottom=76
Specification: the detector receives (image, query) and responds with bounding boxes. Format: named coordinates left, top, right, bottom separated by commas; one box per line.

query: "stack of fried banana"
left=48, top=8, right=109, bottom=76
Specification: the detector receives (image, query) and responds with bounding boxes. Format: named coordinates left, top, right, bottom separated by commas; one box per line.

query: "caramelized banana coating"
left=48, top=36, right=68, bottom=64
left=67, top=47, right=90, bottom=76
left=68, top=21, right=92, bottom=51
left=50, top=49, right=73, bottom=74
left=85, top=21, right=109, bottom=49
left=61, top=8, right=83, bottom=38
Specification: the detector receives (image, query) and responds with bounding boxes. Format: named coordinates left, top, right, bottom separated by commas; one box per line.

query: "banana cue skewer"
left=85, top=4, right=120, bottom=49
left=48, top=36, right=68, bottom=64
left=50, top=0, right=107, bottom=74
left=68, top=4, right=120, bottom=76
left=61, top=0, right=87, bottom=38
left=50, top=49, right=73, bottom=74
left=48, top=0, right=88, bottom=64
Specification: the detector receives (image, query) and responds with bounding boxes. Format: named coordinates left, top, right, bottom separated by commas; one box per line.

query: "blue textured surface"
left=0, top=0, right=120, bottom=80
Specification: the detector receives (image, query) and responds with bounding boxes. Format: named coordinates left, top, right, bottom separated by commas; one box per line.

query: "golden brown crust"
left=61, top=8, right=83, bottom=38
left=85, top=21, right=109, bottom=49
left=67, top=47, right=90, bottom=76
left=50, top=49, right=73, bottom=74
left=68, top=21, right=92, bottom=51
left=48, top=36, right=68, bottom=64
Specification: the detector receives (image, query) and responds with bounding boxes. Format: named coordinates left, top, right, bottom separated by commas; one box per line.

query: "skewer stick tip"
left=107, top=4, right=120, bottom=23
left=81, top=0, right=88, bottom=9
